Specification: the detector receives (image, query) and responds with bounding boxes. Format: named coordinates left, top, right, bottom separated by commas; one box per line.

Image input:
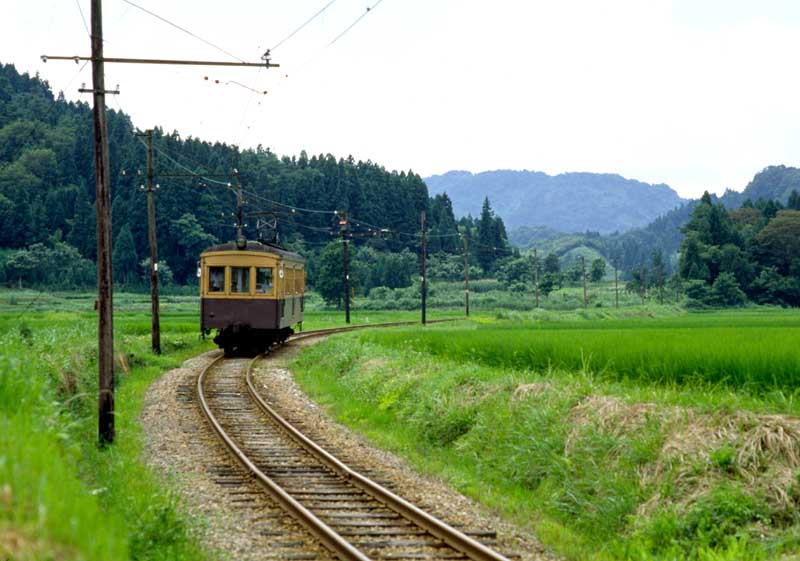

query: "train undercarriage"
left=210, top=324, right=294, bottom=357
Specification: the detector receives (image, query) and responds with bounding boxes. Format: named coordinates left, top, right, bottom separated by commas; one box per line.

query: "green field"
left=0, top=289, right=462, bottom=560
left=361, top=309, right=800, bottom=393
left=291, top=307, right=800, bottom=561
left=4, top=289, right=800, bottom=561
left=0, top=293, right=216, bottom=560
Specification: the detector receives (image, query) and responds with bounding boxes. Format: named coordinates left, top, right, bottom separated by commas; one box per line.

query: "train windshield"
left=256, top=267, right=273, bottom=294
left=208, top=266, right=225, bottom=293
left=231, top=267, right=250, bottom=293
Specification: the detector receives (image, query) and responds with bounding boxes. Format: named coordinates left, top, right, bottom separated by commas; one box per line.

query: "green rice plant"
left=291, top=314, right=800, bottom=561
left=360, top=312, right=800, bottom=392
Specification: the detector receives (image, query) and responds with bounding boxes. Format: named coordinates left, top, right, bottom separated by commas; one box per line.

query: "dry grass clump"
left=361, top=357, right=389, bottom=372
left=565, top=394, right=685, bottom=454
left=0, top=527, right=72, bottom=561
left=512, top=382, right=552, bottom=401
left=561, top=393, right=800, bottom=523
left=639, top=410, right=800, bottom=518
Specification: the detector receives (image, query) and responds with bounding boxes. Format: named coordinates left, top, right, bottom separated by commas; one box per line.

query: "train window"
left=231, top=267, right=250, bottom=293
left=287, top=268, right=295, bottom=294
left=255, top=267, right=273, bottom=294
left=208, top=267, right=225, bottom=293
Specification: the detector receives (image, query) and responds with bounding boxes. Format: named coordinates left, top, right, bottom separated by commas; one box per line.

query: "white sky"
left=4, top=0, right=800, bottom=199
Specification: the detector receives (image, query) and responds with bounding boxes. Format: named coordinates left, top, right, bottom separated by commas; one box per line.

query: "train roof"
left=202, top=240, right=305, bottom=262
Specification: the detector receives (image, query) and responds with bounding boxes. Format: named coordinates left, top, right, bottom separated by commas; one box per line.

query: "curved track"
left=197, top=324, right=513, bottom=561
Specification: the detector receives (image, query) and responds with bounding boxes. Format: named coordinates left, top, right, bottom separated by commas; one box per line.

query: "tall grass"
left=291, top=316, right=800, bottom=561
left=0, top=310, right=214, bottom=560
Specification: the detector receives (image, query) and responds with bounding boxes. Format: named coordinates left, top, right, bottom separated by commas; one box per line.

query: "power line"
left=134, top=128, right=465, bottom=245
left=240, top=187, right=338, bottom=215
left=142, top=138, right=232, bottom=186
left=328, top=0, right=386, bottom=46
left=271, top=0, right=339, bottom=52
left=120, top=0, right=246, bottom=62
left=75, top=0, right=90, bottom=38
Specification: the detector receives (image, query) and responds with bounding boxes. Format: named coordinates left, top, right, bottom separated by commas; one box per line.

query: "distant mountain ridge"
left=507, top=165, right=800, bottom=273
left=424, top=169, right=685, bottom=234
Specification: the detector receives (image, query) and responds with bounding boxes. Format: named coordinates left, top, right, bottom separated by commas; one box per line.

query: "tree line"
left=0, top=63, right=511, bottom=292
left=677, top=191, right=800, bottom=307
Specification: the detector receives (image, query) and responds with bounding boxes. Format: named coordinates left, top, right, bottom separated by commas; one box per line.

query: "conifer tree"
left=112, top=224, right=138, bottom=285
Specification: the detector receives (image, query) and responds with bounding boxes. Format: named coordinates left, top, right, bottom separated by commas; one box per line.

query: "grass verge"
left=0, top=311, right=216, bottom=561
left=290, top=313, right=800, bottom=560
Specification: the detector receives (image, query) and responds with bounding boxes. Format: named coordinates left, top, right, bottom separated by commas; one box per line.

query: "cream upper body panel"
left=200, top=250, right=304, bottom=299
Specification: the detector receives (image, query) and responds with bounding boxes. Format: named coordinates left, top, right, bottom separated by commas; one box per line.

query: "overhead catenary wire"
left=130, top=129, right=467, bottom=244
left=74, top=0, right=90, bottom=38
left=120, top=0, right=246, bottom=62
left=328, top=0, right=385, bottom=46
left=270, top=0, right=339, bottom=52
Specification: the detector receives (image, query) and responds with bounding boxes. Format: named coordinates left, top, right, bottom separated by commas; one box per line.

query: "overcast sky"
left=5, top=0, right=800, bottom=199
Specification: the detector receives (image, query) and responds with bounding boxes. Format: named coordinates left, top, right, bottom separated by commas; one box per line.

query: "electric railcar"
left=199, top=240, right=305, bottom=356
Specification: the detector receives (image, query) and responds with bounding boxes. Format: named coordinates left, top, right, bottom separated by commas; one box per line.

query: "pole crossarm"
left=42, top=55, right=279, bottom=68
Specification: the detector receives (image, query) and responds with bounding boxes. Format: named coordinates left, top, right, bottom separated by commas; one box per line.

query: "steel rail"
left=197, top=355, right=372, bottom=561
left=289, top=317, right=460, bottom=342
left=246, top=345, right=511, bottom=561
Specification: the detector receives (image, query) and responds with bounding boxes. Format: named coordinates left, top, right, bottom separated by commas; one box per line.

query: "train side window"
left=208, top=266, right=225, bottom=293
left=231, top=267, right=250, bottom=293
left=255, top=267, right=273, bottom=294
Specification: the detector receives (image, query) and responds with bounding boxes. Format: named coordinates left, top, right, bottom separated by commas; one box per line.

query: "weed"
left=680, top=485, right=767, bottom=548
left=17, top=321, right=31, bottom=341
left=711, top=444, right=737, bottom=473
left=290, top=310, right=800, bottom=561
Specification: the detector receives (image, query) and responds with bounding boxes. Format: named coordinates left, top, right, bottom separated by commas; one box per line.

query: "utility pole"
left=44, top=14, right=279, bottom=447
left=642, top=266, right=647, bottom=305
left=533, top=249, right=540, bottom=309
left=462, top=233, right=470, bottom=317
left=614, top=262, right=619, bottom=308
left=339, top=211, right=350, bottom=324
left=137, top=130, right=161, bottom=354
left=581, top=255, right=588, bottom=309
left=91, top=0, right=114, bottom=445
left=421, top=210, right=427, bottom=325
left=232, top=168, right=245, bottom=247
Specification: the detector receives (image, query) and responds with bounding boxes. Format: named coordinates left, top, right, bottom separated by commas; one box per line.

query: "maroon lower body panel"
left=202, top=298, right=279, bottom=330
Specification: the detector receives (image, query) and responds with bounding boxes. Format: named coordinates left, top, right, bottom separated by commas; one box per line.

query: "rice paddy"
left=291, top=307, right=800, bottom=560
left=361, top=309, right=800, bottom=392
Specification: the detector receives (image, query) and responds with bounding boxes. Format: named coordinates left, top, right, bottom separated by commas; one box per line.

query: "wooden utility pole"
left=581, top=256, right=588, bottom=309
left=91, top=0, right=114, bottom=445
left=232, top=169, right=245, bottom=246
left=614, top=263, right=619, bottom=308
left=533, top=249, right=540, bottom=309
left=462, top=233, right=470, bottom=317
left=642, top=267, right=647, bottom=304
left=339, top=211, right=350, bottom=324
left=43, top=16, right=279, bottom=447
left=140, top=130, right=161, bottom=354
left=421, top=210, right=427, bottom=325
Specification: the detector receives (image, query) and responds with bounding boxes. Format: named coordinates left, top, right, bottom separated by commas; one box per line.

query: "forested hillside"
left=509, top=165, right=800, bottom=275
left=425, top=169, right=685, bottom=233
left=0, top=62, right=507, bottom=290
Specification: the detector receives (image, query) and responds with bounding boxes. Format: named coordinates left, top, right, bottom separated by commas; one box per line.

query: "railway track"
left=197, top=323, right=514, bottom=561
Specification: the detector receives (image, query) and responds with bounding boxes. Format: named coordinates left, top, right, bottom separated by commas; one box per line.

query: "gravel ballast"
left=140, top=339, right=552, bottom=560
